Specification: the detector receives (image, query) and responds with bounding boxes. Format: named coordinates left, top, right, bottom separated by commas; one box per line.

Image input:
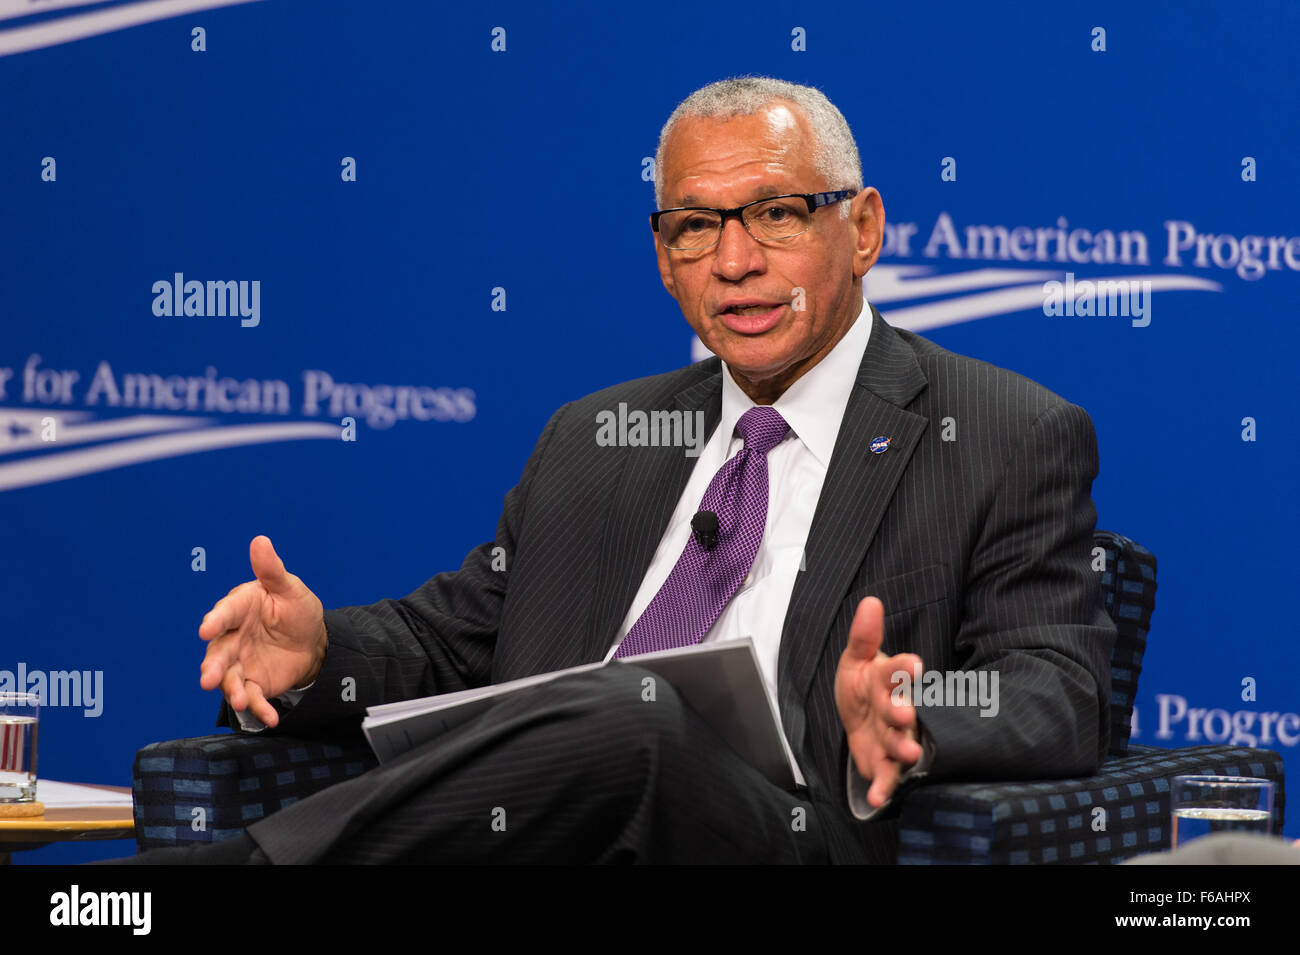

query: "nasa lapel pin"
left=869, top=435, right=891, bottom=454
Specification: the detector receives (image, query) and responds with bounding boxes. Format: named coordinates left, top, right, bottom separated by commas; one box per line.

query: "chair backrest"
left=1093, top=530, right=1157, bottom=756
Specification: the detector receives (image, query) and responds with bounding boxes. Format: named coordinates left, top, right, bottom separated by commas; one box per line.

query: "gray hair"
left=653, top=76, right=863, bottom=215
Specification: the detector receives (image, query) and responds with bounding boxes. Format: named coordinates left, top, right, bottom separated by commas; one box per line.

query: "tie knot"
left=736, top=406, right=789, bottom=456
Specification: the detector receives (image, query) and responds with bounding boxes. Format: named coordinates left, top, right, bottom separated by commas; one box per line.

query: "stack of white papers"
left=32, top=780, right=134, bottom=809
left=362, top=639, right=799, bottom=789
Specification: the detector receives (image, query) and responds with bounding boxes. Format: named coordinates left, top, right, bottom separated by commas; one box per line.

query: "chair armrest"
left=896, top=743, right=1286, bottom=864
left=132, top=731, right=378, bottom=852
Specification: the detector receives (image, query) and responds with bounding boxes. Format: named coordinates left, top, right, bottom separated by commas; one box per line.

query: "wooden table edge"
left=0, top=783, right=134, bottom=836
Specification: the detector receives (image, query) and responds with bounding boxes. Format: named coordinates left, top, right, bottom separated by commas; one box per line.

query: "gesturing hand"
left=198, top=535, right=328, bottom=728
left=834, top=596, right=924, bottom=810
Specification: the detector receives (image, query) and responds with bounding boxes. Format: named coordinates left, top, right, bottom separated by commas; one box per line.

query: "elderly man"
left=111, top=76, right=1114, bottom=865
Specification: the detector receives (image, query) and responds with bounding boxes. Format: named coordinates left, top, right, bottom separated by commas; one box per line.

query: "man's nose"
left=711, top=216, right=766, bottom=280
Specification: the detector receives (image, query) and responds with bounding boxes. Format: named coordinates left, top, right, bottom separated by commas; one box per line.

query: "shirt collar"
left=718, top=297, right=873, bottom=468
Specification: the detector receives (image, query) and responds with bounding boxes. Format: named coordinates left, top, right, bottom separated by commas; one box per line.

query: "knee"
left=553, top=663, right=689, bottom=751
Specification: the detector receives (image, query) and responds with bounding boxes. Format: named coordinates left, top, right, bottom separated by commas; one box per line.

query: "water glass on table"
left=1, top=692, right=40, bottom=805
left=1171, top=774, right=1273, bottom=849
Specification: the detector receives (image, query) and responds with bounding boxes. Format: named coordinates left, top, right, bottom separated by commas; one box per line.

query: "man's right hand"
left=198, top=535, right=327, bottom=728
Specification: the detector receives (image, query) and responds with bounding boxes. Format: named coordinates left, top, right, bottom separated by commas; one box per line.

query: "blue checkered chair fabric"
left=133, top=733, right=376, bottom=848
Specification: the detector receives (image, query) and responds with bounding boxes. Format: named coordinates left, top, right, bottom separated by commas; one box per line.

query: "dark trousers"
left=152, top=664, right=856, bottom=863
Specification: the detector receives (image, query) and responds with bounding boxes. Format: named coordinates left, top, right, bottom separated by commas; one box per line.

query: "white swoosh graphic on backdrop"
left=0, top=0, right=264, bottom=56
left=865, top=266, right=1063, bottom=302
left=0, top=0, right=134, bottom=22
left=878, top=271, right=1224, bottom=333
left=0, top=410, right=208, bottom=454
left=0, top=421, right=340, bottom=491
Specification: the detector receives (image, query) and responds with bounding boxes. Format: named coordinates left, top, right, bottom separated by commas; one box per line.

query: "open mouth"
left=722, top=303, right=782, bottom=316
left=718, top=303, right=784, bottom=334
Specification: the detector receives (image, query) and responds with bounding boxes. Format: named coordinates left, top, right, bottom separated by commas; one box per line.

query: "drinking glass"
left=1171, top=774, right=1273, bottom=848
left=0, top=691, right=39, bottom=802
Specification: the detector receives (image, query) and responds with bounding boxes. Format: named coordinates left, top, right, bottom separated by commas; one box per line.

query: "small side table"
left=0, top=784, right=134, bottom=864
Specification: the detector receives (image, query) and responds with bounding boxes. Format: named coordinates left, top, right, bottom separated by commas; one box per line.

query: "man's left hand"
left=834, top=596, right=924, bottom=809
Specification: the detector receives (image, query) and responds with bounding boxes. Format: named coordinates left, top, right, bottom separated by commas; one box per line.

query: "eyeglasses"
left=651, top=190, right=856, bottom=251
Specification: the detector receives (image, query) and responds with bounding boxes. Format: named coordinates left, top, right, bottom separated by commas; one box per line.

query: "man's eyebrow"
left=674, top=184, right=788, bottom=207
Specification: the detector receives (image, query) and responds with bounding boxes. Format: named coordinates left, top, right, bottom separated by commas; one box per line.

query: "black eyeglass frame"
left=650, top=189, right=857, bottom=249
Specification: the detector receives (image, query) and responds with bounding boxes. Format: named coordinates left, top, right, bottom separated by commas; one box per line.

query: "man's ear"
left=851, top=187, right=885, bottom=279
left=654, top=231, right=678, bottom=298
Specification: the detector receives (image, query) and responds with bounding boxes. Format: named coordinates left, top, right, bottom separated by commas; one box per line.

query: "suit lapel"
left=777, top=305, right=930, bottom=761
left=581, top=369, right=724, bottom=661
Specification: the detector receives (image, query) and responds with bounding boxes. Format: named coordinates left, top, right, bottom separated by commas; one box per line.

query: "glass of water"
left=1171, top=774, right=1273, bottom=848
left=0, top=692, right=40, bottom=802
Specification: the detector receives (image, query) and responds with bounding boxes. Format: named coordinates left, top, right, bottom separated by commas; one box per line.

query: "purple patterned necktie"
left=613, top=406, right=790, bottom=658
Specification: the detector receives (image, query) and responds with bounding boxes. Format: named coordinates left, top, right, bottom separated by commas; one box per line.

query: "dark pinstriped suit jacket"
left=231, top=303, right=1116, bottom=863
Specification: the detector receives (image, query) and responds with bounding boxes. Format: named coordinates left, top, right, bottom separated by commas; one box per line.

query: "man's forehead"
left=673, top=101, right=802, bottom=138
left=662, top=104, right=819, bottom=206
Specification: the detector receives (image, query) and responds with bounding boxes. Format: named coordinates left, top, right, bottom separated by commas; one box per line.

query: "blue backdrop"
left=3, top=0, right=1297, bottom=862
